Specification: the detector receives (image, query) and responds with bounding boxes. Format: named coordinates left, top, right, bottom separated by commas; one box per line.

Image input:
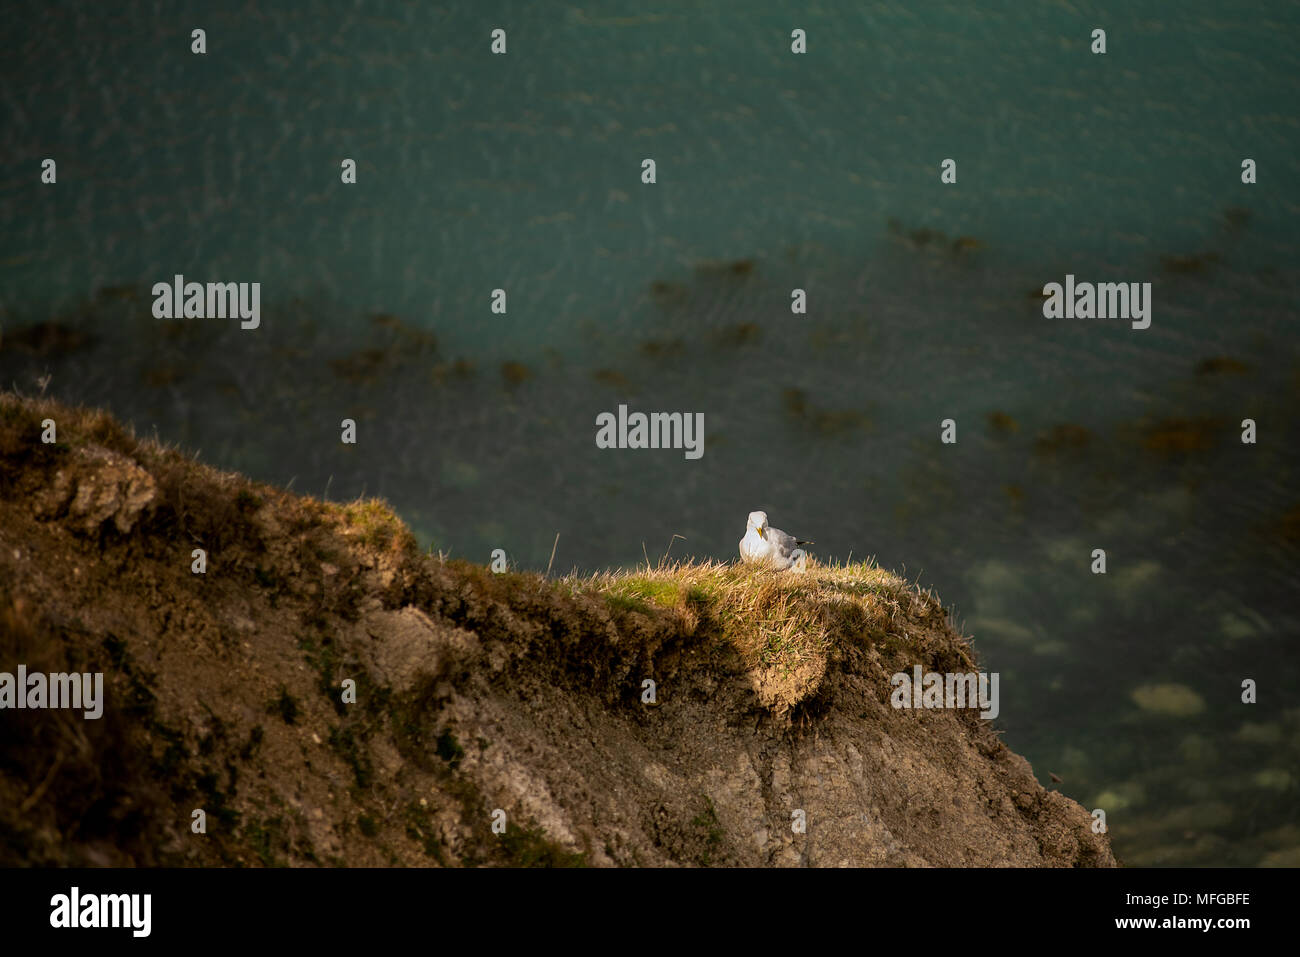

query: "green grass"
left=605, top=578, right=683, bottom=608
left=566, top=558, right=941, bottom=676
left=244, top=815, right=291, bottom=867
left=498, top=821, right=586, bottom=868
left=404, top=803, right=448, bottom=865
left=328, top=724, right=374, bottom=791
left=690, top=796, right=725, bottom=865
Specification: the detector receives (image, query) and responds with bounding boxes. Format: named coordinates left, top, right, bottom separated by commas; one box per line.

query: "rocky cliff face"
left=0, top=392, right=1115, bottom=867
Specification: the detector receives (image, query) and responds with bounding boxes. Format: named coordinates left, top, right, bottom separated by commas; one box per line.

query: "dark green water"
left=3, top=0, right=1298, bottom=865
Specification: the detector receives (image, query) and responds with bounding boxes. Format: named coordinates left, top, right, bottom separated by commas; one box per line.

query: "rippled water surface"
left=3, top=0, right=1299, bottom=866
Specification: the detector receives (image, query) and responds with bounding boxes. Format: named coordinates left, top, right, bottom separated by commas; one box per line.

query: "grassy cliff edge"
left=0, top=392, right=1115, bottom=867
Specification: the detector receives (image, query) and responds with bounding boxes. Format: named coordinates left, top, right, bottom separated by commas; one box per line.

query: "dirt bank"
left=0, top=392, right=1115, bottom=867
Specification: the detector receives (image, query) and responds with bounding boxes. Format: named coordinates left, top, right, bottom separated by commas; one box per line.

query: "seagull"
left=739, top=510, right=814, bottom=570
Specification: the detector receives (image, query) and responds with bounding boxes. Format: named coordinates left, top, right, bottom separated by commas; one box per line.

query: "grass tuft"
left=564, top=557, right=957, bottom=677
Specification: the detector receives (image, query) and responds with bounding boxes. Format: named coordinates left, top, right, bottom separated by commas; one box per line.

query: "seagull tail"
left=796, top=540, right=815, bottom=546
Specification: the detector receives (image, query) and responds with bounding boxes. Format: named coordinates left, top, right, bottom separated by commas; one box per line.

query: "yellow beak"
left=756, top=526, right=765, bottom=539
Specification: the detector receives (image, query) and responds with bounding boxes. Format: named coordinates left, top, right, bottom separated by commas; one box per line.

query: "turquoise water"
left=3, top=0, right=1299, bottom=866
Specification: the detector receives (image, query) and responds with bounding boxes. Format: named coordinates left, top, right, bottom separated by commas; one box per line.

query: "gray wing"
left=768, top=526, right=802, bottom=557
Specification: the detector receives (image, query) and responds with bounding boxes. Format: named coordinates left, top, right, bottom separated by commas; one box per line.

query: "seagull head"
left=746, top=510, right=769, bottom=539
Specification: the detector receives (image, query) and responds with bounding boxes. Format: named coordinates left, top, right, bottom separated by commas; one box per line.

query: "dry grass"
left=568, top=557, right=953, bottom=676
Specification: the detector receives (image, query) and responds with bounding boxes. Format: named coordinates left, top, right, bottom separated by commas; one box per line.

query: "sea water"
left=2, top=0, right=1298, bottom=867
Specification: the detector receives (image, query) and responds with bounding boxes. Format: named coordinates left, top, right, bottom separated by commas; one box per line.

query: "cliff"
left=0, top=392, right=1115, bottom=867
